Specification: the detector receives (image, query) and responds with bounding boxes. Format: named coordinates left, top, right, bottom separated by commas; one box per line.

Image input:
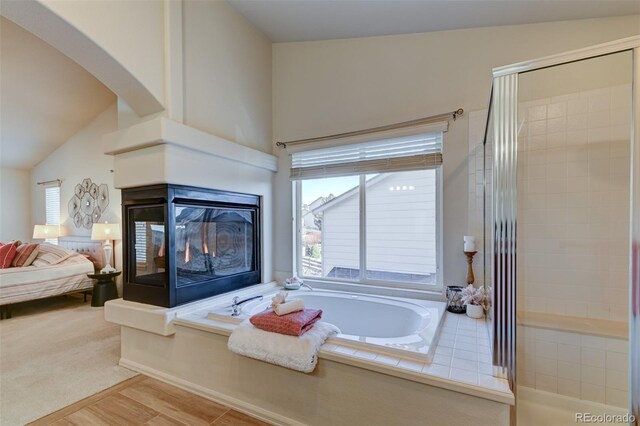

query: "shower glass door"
left=515, top=51, right=633, bottom=425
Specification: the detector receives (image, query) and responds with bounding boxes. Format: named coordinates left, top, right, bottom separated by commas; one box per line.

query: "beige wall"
left=0, top=167, right=31, bottom=242
left=40, top=0, right=165, bottom=109
left=272, top=15, right=640, bottom=285
left=30, top=104, right=122, bottom=266
left=183, top=0, right=272, bottom=154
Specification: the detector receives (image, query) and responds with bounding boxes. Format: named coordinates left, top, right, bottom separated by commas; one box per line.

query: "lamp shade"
left=33, top=225, right=60, bottom=239
left=91, top=223, right=121, bottom=241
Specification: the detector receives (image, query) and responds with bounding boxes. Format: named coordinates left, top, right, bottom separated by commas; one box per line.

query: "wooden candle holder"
left=464, top=251, right=477, bottom=285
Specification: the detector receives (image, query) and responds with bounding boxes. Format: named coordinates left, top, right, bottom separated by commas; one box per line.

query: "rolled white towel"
left=273, top=299, right=305, bottom=316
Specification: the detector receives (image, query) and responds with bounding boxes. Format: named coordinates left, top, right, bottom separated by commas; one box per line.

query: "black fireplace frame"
left=122, top=184, right=261, bottom=308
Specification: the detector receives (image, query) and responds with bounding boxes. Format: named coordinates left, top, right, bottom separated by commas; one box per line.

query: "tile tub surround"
left=106, top=290, right=513, bottom=404
left=186, top=309, right=511, bottom=402
left=432, top=313, right=497, bottom=385
left=118, top=322, right=512, bottom=426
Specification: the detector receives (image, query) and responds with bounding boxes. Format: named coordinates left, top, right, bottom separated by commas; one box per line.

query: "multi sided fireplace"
left=122, top=184, right=261, bottom=308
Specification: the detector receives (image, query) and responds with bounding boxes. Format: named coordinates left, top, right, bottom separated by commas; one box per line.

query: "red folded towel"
left=250, top=308, right=322, bottom=336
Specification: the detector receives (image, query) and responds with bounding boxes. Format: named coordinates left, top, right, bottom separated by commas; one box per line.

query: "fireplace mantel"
left=104, top=117, right=277, bottom=293
left=104, top=117, right=277, bottom=173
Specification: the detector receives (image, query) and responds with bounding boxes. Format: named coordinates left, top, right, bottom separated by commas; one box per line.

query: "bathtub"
left=209, top=289, right=446, bottom=362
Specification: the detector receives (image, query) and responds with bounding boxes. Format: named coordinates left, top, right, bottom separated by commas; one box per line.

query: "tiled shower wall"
left=517, top=324, right=628, bottom=407
left=515, top=84, right=631, bottom=408
left=517, top=84, right=631, bottom=322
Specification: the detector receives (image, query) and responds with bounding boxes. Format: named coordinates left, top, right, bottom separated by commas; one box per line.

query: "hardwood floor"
left=29, top=375, right=270, bottom=426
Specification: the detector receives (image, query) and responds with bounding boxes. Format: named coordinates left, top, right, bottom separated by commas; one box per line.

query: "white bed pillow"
left=31, top=244, right=74, bottom=267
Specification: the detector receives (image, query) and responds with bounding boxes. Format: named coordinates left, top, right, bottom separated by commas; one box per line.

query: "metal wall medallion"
left=68, top=178, right=110, bottom=229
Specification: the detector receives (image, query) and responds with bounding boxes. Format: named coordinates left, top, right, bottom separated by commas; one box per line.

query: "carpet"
left=0, top=295, right=137, bottom=425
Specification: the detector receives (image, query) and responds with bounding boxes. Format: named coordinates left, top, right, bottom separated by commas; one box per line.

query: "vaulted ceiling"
left=228, top=0, right=640, bottom=42
left=0, top=17, right=115, bottom=170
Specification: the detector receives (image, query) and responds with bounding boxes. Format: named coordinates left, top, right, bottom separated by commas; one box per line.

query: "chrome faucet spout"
left=231, top=295, right=263, bottom=316
left=300, top=283, right=314, bottom=291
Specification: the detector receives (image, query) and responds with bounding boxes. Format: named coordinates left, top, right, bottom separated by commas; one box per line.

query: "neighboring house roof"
left=308, top=196, right=328, bottom=210
left=311, top=174, right=389, bottom=214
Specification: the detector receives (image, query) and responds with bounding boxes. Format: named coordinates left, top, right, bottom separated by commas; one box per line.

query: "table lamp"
left=91, top=222, right=121, bottom=273
left=33, top=225, right=60, bottom=241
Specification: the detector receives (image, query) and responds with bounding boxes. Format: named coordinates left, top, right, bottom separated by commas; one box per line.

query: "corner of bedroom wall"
left=0, top=167, right=31, bottom=242
left=30, top=103, right=121, bottom=267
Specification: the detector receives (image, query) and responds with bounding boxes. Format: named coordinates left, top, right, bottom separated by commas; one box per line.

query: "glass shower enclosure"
left=486, top=38, right=640, bottom=425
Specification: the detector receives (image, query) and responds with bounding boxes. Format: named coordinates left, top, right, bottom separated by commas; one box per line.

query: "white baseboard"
left=119, top=358, right=305, bottom=426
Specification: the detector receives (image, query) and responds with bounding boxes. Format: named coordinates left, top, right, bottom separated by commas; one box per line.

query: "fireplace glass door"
left=129, top=205, right=166, bottom=287
left=174, top=205, right=255, bottom=286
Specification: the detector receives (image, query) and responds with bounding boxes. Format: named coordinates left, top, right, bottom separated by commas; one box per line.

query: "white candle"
left=464, top=236, right=476, bottom=252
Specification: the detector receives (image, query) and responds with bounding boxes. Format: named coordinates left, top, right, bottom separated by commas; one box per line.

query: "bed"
left=0, top=236, right=105, bottom=318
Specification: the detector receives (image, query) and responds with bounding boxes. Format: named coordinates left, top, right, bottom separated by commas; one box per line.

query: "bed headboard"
left=58, top=236, right=107, bottom=269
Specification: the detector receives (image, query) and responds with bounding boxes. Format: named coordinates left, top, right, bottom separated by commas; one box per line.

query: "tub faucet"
left=231, top=295, right=263, bottom=316
left=301, top=282, right=314, bottom=291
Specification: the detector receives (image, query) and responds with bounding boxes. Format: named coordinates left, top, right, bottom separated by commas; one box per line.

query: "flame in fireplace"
left=185, top=239, right=190, bottom=263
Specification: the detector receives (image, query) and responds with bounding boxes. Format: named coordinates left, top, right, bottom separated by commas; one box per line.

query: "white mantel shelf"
left=103, top=117, right=278, bottom=173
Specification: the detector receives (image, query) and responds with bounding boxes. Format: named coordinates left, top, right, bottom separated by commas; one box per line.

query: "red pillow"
left=12, top=243, right=40, bottom=267
left=0, top=242, right=19, bottom=268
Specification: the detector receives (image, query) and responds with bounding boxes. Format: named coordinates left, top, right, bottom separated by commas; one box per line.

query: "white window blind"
left=45, top=185, right=60, bottom=244
left=135, top=222, right=147, bottom=263
left=290, top=131, right=443, bottom=180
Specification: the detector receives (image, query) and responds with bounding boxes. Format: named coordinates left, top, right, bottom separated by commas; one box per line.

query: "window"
left=134, top=220, right=149, bottom=265
left=292, top=126, right=444, bottom=291
left=45, top=185, right=61, bottom=244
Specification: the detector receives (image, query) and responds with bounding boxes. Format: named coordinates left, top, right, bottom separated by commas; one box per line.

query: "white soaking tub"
left=209, top=289, right=446, bottom=362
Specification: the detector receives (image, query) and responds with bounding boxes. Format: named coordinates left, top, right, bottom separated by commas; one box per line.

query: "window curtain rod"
left=276, top=108, right=463, bottom=149
left=36, top=179, right=62, bottom=186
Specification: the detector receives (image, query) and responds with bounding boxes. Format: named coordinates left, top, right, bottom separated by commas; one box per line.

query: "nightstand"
left=87, top=271, right=120, bottom=307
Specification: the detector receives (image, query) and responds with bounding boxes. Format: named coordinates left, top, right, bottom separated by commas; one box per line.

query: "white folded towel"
left=228, top=320, right=340, bottom=373
left=273, top=299, right=304, bottom=316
